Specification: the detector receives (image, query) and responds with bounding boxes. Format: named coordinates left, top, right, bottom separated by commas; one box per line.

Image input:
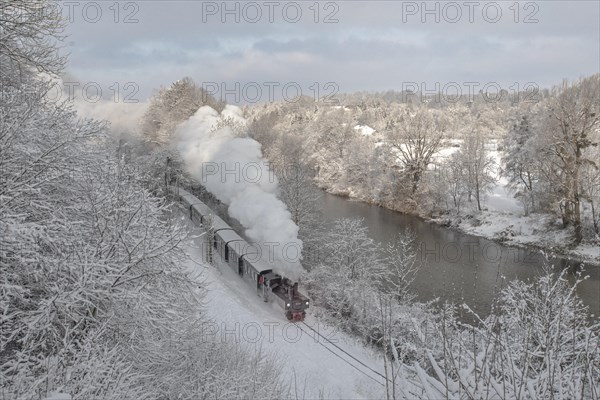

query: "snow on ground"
left=574, top=242, right=600, bottom=261
left=455, top=210, right=599, bottom=259
left=44, top=394, right=71, bottom=400
left=182, top=219, right=392, bottom=399
left=457, top=210, right=561, bottom=244
left=354, top=125, right=375, bottom=136
left=430, top=144, right=460, bottom=163
left=435, top=190, right=600, bottom=263
left=486, top=150, right=521, bottom=214
left=486, top=183, right=522, bottom=214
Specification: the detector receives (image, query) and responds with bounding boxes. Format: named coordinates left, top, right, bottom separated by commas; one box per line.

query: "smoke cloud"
left=175, top=105, right=303, bottom=281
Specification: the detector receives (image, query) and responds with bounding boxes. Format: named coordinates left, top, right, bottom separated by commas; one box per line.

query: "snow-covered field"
left=183, top=221, right=391, bottom=399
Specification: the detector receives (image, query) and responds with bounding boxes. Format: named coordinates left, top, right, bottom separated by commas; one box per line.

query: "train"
left=169, top=185, right=310, bottom=321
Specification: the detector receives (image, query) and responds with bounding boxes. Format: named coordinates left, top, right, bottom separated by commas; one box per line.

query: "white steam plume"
left=175, top=105, right=303, bottom=281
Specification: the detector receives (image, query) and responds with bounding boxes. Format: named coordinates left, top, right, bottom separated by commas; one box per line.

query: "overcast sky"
left=61, top=0, right=600, bottom=103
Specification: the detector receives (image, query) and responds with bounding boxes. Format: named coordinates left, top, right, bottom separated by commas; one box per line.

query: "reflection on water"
left=318, top=193, right=600, bottom=320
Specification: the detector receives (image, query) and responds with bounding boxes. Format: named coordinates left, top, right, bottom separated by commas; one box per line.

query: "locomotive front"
left=283, top=281, right=310, bottom=321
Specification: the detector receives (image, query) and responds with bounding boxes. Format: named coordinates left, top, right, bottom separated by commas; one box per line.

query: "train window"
left=224, top=245, right=229, bottom=262
left=213, top=237, right=217, bottom=249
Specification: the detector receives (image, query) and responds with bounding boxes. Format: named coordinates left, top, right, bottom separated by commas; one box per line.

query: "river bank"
left=317, top=189, right=600, bottom=320
left=432, top=210, right=600, bottom=267
left=322, top=187, right=600, bottom=268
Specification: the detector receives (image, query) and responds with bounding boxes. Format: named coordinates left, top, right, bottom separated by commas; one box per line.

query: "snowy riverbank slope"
left=432, top=147, right=599, bottom=264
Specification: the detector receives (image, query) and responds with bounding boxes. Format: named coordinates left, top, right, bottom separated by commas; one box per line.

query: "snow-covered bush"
left=425, top=267, right=600, bottom=399
left=304, top=219, right=389, bottom=324
left=303, top=219, right=428, bottom=360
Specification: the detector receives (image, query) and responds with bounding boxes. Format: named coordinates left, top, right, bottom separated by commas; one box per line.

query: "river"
left=318, top=192, right=600, bottom=320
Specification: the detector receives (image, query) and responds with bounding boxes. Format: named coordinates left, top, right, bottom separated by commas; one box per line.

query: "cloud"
left=62, top=1, right=599, bottom=100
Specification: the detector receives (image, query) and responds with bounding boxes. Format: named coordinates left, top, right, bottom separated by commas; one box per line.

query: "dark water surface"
left=318, top=193, right=600, bottom=320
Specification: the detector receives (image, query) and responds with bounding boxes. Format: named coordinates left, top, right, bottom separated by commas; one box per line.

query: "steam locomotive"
left=169, top=186, right=310, bottom=321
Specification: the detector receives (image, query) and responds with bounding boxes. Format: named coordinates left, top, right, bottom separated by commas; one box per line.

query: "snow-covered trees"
left=305, top=218, right=385, bottom=324
left=250, top=76, right=598, bottom=245
left=254, top=127, right=321, bottom=232
left=279, top=161, right=322, bottom=232
left=500, top=75, right=600, bottom=242
left=304, top=218, right=419, bottom=338
left=537, top=76, right=600, bottom=243
left=0, top=0, right=66, bottom=77
left=503, top=113, right=540, bottom=215
left=247, top=75, right=599, bottom=246
left=1, top=76, right=145, bottom=397
left=141, top=77, right=224, bottom=146
left=1, top=7, right=290, bottom=399
left=134, top=78, right=225, bottom=194
left=580, top=145, right=600, bottom=235
left=456, top=112, right=498, bottom=211
left=441, top=151, right=469, bottom=213
left=0, top=68, right=212, bottom=397
left=385, top=106, right=447, bottom=201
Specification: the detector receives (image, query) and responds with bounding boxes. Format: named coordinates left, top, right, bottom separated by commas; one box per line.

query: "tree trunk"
left=411, top=168, right=420, bottom=195
left=591, top=199, right=599, bottom=234
left=527, top=171, right=535, bottom=211
left=475, top=170, right=482, bottom=211
left=573, top=147, right=583, bottom=244
left=574, top=201, right=583, bottom=243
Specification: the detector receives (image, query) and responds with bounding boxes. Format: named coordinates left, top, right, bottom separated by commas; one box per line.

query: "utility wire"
left=301, top=321, right=392, bottom=383
left=295, top=322, right=386, bottom=387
